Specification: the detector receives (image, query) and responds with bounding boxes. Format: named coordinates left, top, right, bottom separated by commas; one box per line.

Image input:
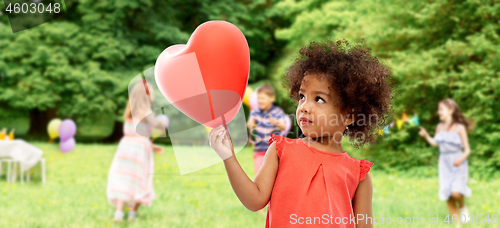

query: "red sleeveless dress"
left=265, top=134, right=374, bottom=227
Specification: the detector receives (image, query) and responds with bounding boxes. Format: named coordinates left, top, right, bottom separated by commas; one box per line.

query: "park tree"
left=268, top=0, right=500, bottom=178
left=0, top=0, right=285, bottom=141
left=374, top=0, right=500, bottom=178
left=1, top=0, right=498, bottom=177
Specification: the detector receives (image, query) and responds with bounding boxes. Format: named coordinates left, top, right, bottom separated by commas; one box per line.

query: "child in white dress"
left=107, top=82, right=166, bottom=222
left=419, top=98, right=473, bottom=225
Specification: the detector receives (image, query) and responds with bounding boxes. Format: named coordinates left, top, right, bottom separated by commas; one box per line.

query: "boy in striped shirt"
left=247, top=84, right=286, bottom=176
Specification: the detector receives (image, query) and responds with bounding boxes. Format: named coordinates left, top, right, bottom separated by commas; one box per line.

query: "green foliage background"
left=0, top=0, right=499, bottom=178
left=268, top=0, right=500, bottom=179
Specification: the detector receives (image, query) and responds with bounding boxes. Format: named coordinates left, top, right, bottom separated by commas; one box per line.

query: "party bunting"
left=383, top=125, right=390, bottom=135
left=401, top=112, right=409, bottom=122
left=377, top=112, right=419, bottom=137
left=396, top=119, right=403, bottom=130
left=412, top=115, right=420, bottom=126
left=408, top=118, right=416, bottom=127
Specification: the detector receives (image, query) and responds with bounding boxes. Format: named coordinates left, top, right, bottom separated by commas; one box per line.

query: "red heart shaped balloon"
left=155, top=21, right=250, bottom=128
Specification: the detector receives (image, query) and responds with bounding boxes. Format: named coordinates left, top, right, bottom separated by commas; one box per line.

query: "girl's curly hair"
left=282, top=39, right=395, bottom=148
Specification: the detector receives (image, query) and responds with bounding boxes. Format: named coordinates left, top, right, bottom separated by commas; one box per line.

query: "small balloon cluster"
left=378, top=112, right=419, bottom=136
left=47, top=119, right=77, bottom=153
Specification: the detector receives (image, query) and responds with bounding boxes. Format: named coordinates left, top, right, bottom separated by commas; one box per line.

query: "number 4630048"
left=444, top=214, right=498, bottom=224
left=5, top=3, right=62, bottom=14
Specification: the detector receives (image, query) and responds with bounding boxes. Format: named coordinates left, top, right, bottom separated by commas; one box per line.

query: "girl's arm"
left=454, top=125, right=471, bottom=166
left=223, top=143, right=279, bottom=211
left=420, top=124, right=440, bottom=147
left=352, top=173, right=373, bottom=228
left=210, top=125, right=278, bottom=212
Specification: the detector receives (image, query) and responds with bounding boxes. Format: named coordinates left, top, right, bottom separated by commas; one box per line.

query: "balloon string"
left=221, top=115, right=228, bottom=130
left=221, top=115, right=234, bottom=154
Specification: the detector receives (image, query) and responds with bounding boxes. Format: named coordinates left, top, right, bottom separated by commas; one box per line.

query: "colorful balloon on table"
left=59, top=119, right=77, bottom=141
left=154, top=20, right=250, bottom=128
left=47, top=118, right=62, bottom=139
left=60, top=137, right=76, bottom=153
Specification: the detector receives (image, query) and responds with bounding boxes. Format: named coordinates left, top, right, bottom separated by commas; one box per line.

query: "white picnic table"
left=0, top=139, right=44, bottom=183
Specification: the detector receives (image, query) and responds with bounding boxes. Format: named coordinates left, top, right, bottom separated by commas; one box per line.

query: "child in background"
left=210, top=39, right=393, bottom=228
left=247, top=84, right=286, bottom=176
left=419, top=98, right=473, bottom=225
left=106, top=82, right=166, bottom=222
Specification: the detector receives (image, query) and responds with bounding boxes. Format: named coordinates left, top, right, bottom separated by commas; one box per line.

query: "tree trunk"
left=28, top=108, right=57, bottom=135
left=100, top=121, right=124, bottom=143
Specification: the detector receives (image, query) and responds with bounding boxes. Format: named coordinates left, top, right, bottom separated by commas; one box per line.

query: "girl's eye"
left=299, top=94, right=305, bottom=100
left=316, top=96, right=325, bottom=103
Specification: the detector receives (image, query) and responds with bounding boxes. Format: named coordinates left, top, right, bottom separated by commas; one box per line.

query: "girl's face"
left=296, top=74, right=351, bottom=138
left=437, top=102, right=453, bottom=121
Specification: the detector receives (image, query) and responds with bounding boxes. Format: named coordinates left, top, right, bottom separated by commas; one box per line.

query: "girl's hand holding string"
left=209, top=125, right=235, bottom=161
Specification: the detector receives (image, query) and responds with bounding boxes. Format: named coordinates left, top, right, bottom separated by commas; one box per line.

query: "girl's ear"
left=343, top=110, right=355, bottom=126
left=347, top=118, right=355, bottom=126
left=345, top=119, right=355, bottom=127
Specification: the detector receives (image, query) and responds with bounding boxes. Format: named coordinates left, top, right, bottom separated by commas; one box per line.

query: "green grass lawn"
left=1, top=143, right=499, bottom=227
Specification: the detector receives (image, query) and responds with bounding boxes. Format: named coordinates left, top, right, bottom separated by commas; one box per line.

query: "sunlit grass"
left=0, top=142, right=498, bottom=227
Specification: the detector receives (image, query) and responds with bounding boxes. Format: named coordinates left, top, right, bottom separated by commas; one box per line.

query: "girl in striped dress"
left=419, top=98, right=473, bottom=226
left=107, top=82, right=166, bottom=222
